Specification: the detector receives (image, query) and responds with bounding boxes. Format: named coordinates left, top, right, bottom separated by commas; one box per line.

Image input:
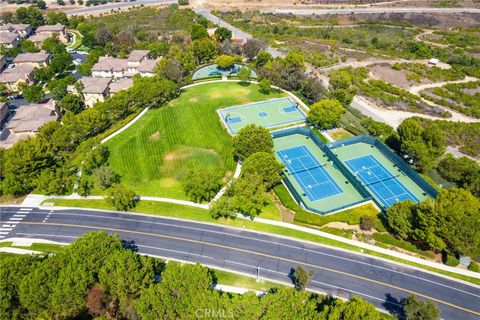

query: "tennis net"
left=287, top=163, right=327, bottom=175
left=363, top=174, right=400, bottom=186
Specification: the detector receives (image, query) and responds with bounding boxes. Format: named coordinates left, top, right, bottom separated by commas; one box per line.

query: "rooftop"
left=91, top=57, right=128, bottom=72
left=14, top=52, right=51, bottom=64
left=0, top=32, right=19, bottom=44
left=127, top=50, right=149, bottom=62
left=35, top=23, right=66, bottom=33
left=0, top=64, right=36, bottom=83
left=28, top=33, right=50, bottom=43
left=80, top=77, right=111, bottom=94
left=7, top=100, right=57, bottom=133
left=109, top=78, right=133, bottom=93
left=138, top=58, right=160, bottom=73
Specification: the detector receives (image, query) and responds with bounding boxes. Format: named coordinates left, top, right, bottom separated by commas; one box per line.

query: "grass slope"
left=105, top=82, right=286, bottom=199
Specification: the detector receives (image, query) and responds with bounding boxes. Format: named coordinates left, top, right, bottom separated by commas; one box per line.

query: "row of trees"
left=1, top=231, right=435, bottom=320
left=209, top=125, right=284, bottom=219
left=386, top=188, right=480, bottom=258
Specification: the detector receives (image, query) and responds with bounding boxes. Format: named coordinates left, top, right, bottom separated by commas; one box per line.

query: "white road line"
left=2, top=225, right=15, bottom=228
left=19, top=211, right=480, bottom=296
left=0, top=228, right=13, bottom=231
left=0, top=232, right=10, bottom=235
left=19, top=208, right=32, bottom=211
left=9, top=218, right=23, bottom=221
left=13, top=214, right=27, bottom=218
left=6, top=221, right=19, bottom=224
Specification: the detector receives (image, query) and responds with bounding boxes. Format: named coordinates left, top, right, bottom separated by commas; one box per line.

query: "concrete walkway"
left=235, top=214, right=480, bottom=280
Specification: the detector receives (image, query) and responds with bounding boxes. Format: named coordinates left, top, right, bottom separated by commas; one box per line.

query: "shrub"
left=359, top=215, right=376, bottom=231
left=183, top=169, right=223, bottom=203
left=443, top=252, right=459, bottom=267
left=106, top=185, right=137, bottom=211
left=468, top=262, right=480, bottom=273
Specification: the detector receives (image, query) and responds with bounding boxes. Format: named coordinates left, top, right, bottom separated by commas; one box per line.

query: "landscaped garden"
left=104, top=82, right=286, bottom=199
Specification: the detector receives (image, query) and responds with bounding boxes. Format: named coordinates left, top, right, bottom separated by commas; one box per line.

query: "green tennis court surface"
left=273, top=133, right=365, bottom=214
left=218, top=98, right=307, bottom=135
left=333, top=142, right=430, bottom=209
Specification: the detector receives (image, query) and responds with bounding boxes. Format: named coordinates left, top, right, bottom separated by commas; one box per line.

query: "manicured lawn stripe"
left=104, top=82, right=285, bottom=199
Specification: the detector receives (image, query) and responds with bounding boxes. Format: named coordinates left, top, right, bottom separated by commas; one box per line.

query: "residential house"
left=76, top=77, right=111, bottom=107
left=0, top=55, right=6, bottom=72
left=28, top=33, right=51, bottom=48
left=91, top=50, right=160, bottom=79
left=0, top=24, right=32, bottom=38
left=137, top=58, right=160, bottom=77
left=0, top=64, right=36, bottom=92
left=14, top=52, right=51, bottom=68
left=0, top=99, right=57, bottom=149
left=91, top=57, right=128, bottom=78
left=0, top=32, right=20, bottom=48
left=109, top=78, right=133, bottom=94
left=35, top=23, right=69, bottom=43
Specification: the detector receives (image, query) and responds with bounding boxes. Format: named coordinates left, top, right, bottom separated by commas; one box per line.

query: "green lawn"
left=214, top=269, right=287, bottom=292
left=67, top=30, right=83, bottom=50
left=329, top=128, right=355, bottom=141
left=104, top=82, right=286, bottom=199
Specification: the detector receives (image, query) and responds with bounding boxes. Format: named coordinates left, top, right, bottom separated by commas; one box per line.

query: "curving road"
left=1, top=206, right=479, bottom=319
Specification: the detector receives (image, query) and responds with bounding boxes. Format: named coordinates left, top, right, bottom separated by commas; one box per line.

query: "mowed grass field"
left=105, top=82, right=286, bottom=199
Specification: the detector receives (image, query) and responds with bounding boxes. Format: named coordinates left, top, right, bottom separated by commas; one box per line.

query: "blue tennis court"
left=345, top=155, right=418, bottom=208
left=218, top=97, right=307, bottom=135
left=276, top=145, right=343, bottom=201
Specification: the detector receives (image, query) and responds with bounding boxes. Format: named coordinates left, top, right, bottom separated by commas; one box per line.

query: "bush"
left=214, top=54, right=238, bottom=70
left=468, top=262, right=480, bottom=272
left=183, top=169, right=223, bottom=203
left=178, top=0, right=188, bottom=4
left=359, top=215, right=376, bottom=231
left=106, top=185, right=137, bottom=211
left=259, top=78, right=271, bottom=94
left=443, top=252, right=459, bottom=266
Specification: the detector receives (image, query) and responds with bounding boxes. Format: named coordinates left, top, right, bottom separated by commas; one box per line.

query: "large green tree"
left=397, top=118, right=445, bottom=172
left=403, top=296, right=440, bottom=320
left=242, top=152, right=284, bottom=189
left=307, top=98, right=345, bottom=129
left=232, top=124, right=273, bottom=159
left=183, top=169, right=223, bottom=203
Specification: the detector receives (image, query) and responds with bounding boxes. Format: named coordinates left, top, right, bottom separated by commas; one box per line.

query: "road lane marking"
left=28, top=210, right=480, bottom=297
left=7, top=220, right=480, bottom=317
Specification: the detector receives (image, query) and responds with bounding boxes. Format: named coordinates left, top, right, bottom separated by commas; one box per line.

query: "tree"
left=237, top=67, right=251, bottom=83
left=183, top=169, right=223, bottom=203
left=386, top=200, right=415, bottom=240
left=214, top=27, right=232, bottom=42
left=59, top=93, right=85, bottom=114
left=293, top=265, right=313, bottom=291
left=233, top=124, right=273, bottom=159
left=178, top=0, right=189, bottom=5
left=361, top=117, right=394, bottom=140
left=403, top=296, right=440, bottom=320
left=37, top=0, right=47, bottom=9
left=99, top=250, right=161, bottom=300
left=15, top=7, right=45, bottom=28
left=397, top=118, right=445, bottom=172
left=93, top=165, right=120, bottom=189
left=242, top=152, right=283, bottom=189
left=105, top=185, right=137, bottom=211
left=243, top=39, right=264, bottom=61
left=214, top=54, right=238, bottom=69
left=190, top=23, right=209, bottom=41
left=210, top=174, right=267, bottom=219
left=191, top=38, right=218, bottom=64
left=155, top=57, right=184, bottom=84
left=255, top=51, right=272, bottom=66
left=34, top=66, right=55, bottom=83
left=20, top=39, right=39, bottom=53
left=337, top=296, right=380, bottom=320
left=307, top=99, right=345, bottom=129
left=46, top=11, right=68, bottom=25
left=437, top=155, right=480, bottom=197
left=259, top=78, right=271, bottom=94
left=359, top=215, right=376, bottom=231
left=20, top=83, right=44, bottom=103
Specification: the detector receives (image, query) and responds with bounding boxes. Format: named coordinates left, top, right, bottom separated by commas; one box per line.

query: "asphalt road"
left=1, top=206, right=479, bottom=319
left=66, top=0, right=176, bottom=16
left=263, top=7, right=480, bottom=15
